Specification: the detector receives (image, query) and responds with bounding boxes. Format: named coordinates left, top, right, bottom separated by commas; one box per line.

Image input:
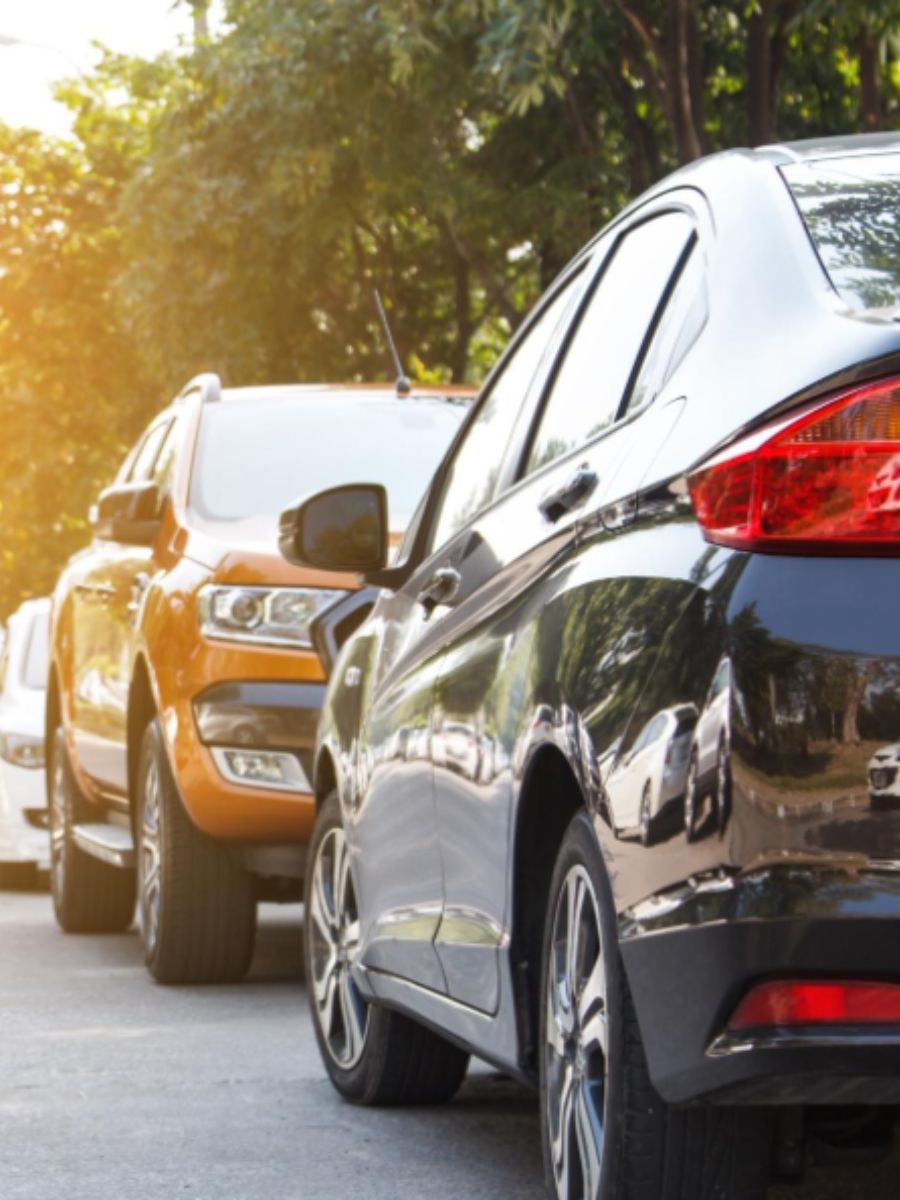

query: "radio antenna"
left=374, top=289, right=411, bottom=396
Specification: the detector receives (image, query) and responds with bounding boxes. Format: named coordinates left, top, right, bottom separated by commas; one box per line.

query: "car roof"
left=217, top=383, right=475, bottom=406
left=755, top=131, right=900, bottom=165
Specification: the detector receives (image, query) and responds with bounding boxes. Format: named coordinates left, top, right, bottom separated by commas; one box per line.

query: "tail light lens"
left=688, top=377, right=900, bottom=552
left=728, top=979, right=900, bottom=1030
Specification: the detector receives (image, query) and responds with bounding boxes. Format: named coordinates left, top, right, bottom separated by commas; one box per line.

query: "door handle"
left=417, top=567, right=461, bottom=613
left=538, top=464, right=599, bottom=523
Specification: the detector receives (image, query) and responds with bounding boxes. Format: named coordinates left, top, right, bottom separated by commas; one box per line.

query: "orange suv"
left=47, top=374, right=468, bottom=982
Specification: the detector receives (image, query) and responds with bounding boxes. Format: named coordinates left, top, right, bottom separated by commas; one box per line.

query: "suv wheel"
left=48, top=726, right=136, bottom=933
left=137, top=718, right=256, bottom=984
left=540, top=810, right=771, bottom=1200
left=306, top=792, right=469, bottom=1105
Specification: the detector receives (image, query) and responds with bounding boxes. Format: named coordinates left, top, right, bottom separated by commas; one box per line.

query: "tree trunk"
left=747, top=0, right=776, bottom=146
left=666, top=0, right=704, bottom=162
left=859, top=24, right=881, bottom=132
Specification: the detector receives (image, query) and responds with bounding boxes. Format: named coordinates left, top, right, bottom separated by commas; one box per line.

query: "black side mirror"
left=279, top=484, right=388, bottom=574
left=91, top=481, right=162, bottom=546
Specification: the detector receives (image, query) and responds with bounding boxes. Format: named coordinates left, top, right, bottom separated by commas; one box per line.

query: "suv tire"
left=540, top=810, right=772, bottom=1200
left=306, top=792, right=469, bottom=1105
left=137, top=718, right=256, bottom=984
left=48, top=726, right=136, bottom=933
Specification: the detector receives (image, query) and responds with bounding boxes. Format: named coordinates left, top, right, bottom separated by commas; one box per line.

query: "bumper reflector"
left=729, top=980, right=900, bottom=1030
left=210, top=746, right=311, bottom=794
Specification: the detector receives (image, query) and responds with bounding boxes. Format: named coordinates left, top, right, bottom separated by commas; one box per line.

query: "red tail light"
left=728, top=980, right=900, bottom=1030
left=688, top=377, right=900, bottom=552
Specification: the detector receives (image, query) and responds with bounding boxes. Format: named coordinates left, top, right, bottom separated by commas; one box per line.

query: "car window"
left=127, top=419, right=172, bottom=483
left=625, top=238, right=703, bottom=415
left=150, top=414, right=183, bottom=495
left=428, top=274, right=582, bottom=553
left=524, top=211, right=695, bottom=477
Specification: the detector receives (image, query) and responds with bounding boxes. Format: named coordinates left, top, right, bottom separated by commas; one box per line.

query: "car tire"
left=306, top=792, right=469, bottom=1106
left=684, top=750, right=699, bottom=842
left=137, top=718, right=256, bottom=984
left=638, top=782, right=653, bottom=847
left=540, top=810, right=772, bottom=1200
left=715, top=736, right=731, bottom=834
left=48, top=726, right=136, bottom=933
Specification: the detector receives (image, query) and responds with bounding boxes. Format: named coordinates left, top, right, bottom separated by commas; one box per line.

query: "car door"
left=428, top=204, right=704, bottom=1011
left=70, top=416, right=173, bottom=795
left=352, top=271, right=587, bottom=994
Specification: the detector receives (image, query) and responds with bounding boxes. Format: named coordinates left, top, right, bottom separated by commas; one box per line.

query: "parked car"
left=604, top=704, right=697, bottom=844
left=868, top=743, right=900, bottom=809
left=48, top=377, right=468, bottom=983
left=283, top=135, right=900, bottom=1199
left=0, top=597, right=51, bottom=885
left=684, top=655, right=732, bottom=839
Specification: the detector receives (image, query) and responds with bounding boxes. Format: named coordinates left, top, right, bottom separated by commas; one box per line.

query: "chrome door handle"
left=538, top=464, right=599, bottom=523
left=418, top=567, right=461, bottom=613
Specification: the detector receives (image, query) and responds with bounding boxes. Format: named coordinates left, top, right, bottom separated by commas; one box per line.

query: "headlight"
left=197, top=585, right=347, bottom=649
left=0, top=733, right=45, bottom=769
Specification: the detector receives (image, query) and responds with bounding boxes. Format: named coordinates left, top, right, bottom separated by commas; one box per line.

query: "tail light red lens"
left=688, top=377, right=900, bottom=551
left=728, top=979, right=900, bottom=1030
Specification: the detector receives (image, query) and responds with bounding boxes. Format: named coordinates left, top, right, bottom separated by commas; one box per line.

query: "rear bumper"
left=620, top=865, right=900, bottom=1106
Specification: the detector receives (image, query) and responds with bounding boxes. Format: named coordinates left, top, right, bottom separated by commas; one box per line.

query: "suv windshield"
left=783, top=153, right=900, bottom=311
left=190, top=391, right=468, bottom=533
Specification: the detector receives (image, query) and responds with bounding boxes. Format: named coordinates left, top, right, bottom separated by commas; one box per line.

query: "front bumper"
left=620, top=865, right=900, bottom=1106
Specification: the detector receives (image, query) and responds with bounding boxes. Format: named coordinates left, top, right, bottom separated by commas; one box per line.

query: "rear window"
left=190, top=392, right=468, bottom=532
left=23, top=612, right=49, bottom=691
left=784, top=153, right=900, bottom=311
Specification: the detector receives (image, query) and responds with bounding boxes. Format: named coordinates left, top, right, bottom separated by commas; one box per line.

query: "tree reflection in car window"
left=784, top=154, right=900, bottom=311
left=525, top=211, right=695, bottom=477
left=429, top=273, right=582, bottom=552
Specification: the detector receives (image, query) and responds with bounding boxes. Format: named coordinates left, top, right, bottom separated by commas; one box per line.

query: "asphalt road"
left=0, top=887, right=896, bottom=1200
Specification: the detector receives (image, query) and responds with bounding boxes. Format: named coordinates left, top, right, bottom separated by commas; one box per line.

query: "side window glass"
left=151, top=415, right=182, bottom=495
left=524, top=211, right=695, bottom=477
left=428, top=273, right=582, bottom=552
left=626, top=242, right=704, bottom=415
left=127, top=419, right=171, bottom=483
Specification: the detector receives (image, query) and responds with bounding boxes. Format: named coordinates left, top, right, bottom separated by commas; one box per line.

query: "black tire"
left=48, top=726, right=136, bottom=933
left=305, top=792, right=469, bottom=1106
left=638, top=782, right=653, bottom=847
left=540, top=810, right=772, bottom=1200
left=684, top=750, right=699, bottom=843
left=136, top=719, right=256, bottom=984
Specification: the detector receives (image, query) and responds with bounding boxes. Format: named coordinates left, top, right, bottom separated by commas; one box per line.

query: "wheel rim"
left=49, top=735, right=67, bottom=898
left=308, top=826, right=368, bottom=1069
left=685, top=757, right=697, bottom=834
left=545, top=864, right=608, bottom=1200
left=139, top=757, right=162, bottom=956
left=639, top=786, right=651, bottom=845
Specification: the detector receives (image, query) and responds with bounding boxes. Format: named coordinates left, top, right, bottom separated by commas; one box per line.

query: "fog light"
left=210, top=747, right=310, bottom=793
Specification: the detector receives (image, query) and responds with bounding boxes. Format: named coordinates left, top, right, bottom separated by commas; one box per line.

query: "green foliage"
left=1, top=0, right=900, bottom=615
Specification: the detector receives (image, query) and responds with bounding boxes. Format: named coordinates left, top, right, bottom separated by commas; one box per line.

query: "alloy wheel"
left=308, top=826, right=368, bottom=1069
left=545, top=864, right=608, bottom=1200
left=139, top=757, right=162, bottom=955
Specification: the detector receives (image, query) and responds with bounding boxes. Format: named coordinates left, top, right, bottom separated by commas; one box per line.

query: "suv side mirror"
left=91, top=481, right=162, bottom=546
left=279, top=484, right=388, bottom=573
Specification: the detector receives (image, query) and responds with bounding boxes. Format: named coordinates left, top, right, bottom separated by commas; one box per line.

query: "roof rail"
left=177, top=372, right=222, bottom=405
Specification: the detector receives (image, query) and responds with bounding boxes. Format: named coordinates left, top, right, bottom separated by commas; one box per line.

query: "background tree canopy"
left=1, top=0, right=899, bottom=615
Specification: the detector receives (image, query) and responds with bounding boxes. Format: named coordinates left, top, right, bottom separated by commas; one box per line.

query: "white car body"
left=693, top=657, right=732, bottom=790
left=868, top=743, right=900, bottom=805
left=606, top=705, right=698, bottom=834
left=0, top=597, right=51, bottom=875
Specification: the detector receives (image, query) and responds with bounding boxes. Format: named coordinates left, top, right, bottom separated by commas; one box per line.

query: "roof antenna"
left=374, top=288, right=411, bottom=396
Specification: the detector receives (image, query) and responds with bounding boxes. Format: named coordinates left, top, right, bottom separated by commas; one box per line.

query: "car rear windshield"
left=783, top=153, right=900, bottom=311
left=23, top=612, right=49, bottom=691
left=190, top=391, right=468, bottom=531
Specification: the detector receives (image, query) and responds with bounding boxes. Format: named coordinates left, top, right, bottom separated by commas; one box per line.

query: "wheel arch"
left=509, top=744, right=587, bottom=1080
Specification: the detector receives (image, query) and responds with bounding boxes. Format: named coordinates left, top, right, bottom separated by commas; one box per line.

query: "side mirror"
left=91, top=481, right=162, bottom=546
left=279, top=484, right=388, bottom=573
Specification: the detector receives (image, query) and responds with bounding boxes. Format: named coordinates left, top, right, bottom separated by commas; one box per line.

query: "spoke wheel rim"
left=139, top=758, right=162, bottom=956
left=309, top=826, right=369, bottom=1069
left=545, top=864, right=608, bottom=1200
left=49, top=736, right=67, bottom=899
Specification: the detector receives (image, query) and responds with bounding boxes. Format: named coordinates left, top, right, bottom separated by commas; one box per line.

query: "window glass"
left=127, top=419, right=172, bottom=483
left=783, top=154, right=900, bottom=310
left=23, top=612, right=49, bottom=691
left=525, top=211, right=695, bottom=476
left=626, top=240, right=703, bottom=415
left=151, top=415, right=183, bottom=494
left=429, top=276, right=581, bottom=552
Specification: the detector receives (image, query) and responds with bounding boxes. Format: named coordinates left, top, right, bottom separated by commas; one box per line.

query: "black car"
left=281, top=135, right=900, bottom=1199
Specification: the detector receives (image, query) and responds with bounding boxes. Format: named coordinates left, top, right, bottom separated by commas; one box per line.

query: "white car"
left=606, top=704, right=698, bottom=845
left=868, top=744, right=900, bottom=809
left=0, top=597, right=51, bottom=884
left=685, top=656, right=733, bottom=839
